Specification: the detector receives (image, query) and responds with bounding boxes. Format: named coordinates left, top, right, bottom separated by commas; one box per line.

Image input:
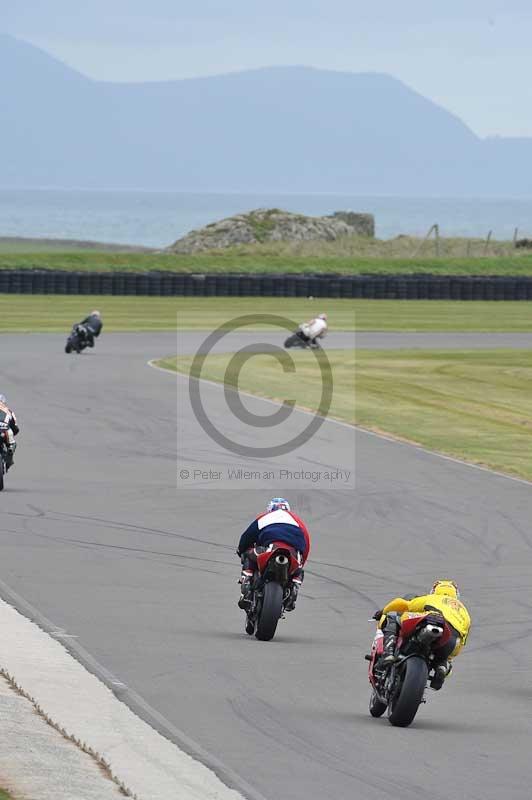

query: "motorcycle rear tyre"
left=256, top=582, right=283, bottom=641
left=388, top=657, right=428, bottom=727
left=65, top=343, right=72, bottom=353
left=0, top=459, right=4, bottom=492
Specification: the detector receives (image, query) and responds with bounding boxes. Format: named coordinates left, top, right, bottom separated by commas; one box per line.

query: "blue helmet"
left=266, top=497, right=290, bottom=513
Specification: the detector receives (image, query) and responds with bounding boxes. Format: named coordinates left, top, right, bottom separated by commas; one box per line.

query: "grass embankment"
left=2, top=236, right=532, bottom=274
left=158, top=348, right=532, bottom=481
left=3, top=296, right=532, bottom=333
left=0, top=789, right=15, bottom=799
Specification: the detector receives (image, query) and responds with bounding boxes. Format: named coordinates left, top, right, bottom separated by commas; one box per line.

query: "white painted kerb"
left=0, top=596, right=244, bottom=800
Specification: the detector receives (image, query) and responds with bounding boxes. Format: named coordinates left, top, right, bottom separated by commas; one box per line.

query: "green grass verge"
left=355, top=348, right=532, bottom=480
left=4, top=296, right=532, bottom=333
left=157, top=348, right=532, bottom=481
left=0, top=789, right=15, bottom=799
left=2, top=244, right=532, bottom=275
left=0, top=296, right=355, bottom=332
left=158, top=350, right=356, bottom=426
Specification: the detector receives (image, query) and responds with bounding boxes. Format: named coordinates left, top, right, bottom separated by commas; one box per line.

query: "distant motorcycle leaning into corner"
left=65, top=310, right=103, bottom=354
left=284, top=313, right=328, bottom=349
left=0, top=394, right=20, bottom=490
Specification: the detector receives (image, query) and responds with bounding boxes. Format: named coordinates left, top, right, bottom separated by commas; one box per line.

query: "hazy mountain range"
left=2, top=33, right=531, bottom=196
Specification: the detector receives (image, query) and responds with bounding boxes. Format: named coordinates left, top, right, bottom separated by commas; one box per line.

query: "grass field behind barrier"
left=0, top=789, right=14, bottom=799
left=3, top=295, right=532, bottom=332
left=2, top=239, right=532, bottom=275
left=157, top=348, right=532, bottom=481
left=0, top=296, right=355, bottom=332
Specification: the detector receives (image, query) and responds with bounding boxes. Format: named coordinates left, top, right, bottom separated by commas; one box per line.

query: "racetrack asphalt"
left=1, top=332, right=532, bottom=800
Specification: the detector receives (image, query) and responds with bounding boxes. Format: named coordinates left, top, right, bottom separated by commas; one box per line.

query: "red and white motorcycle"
left=366, top=611, right=452, bottom=727
left=243, top=542, right=302, bottom=641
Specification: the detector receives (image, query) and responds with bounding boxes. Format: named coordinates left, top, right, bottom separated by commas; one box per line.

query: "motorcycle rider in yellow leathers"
left=375, top=580, right=471, bottom=690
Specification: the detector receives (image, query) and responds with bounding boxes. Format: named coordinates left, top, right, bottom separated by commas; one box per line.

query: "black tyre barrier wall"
left=1, top=271, right=532, bottom=300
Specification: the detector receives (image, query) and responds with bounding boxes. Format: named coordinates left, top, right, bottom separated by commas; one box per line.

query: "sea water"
left=1, top=189, right=532, bottom=248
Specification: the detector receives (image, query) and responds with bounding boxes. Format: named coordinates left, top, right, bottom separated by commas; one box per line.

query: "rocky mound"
left=167, top=208, right=375, bottom=253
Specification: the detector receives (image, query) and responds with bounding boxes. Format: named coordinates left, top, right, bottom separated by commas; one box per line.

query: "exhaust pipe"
left=419, top=624, right=444, bottom=644
left=275, top=554, right=289, bottom=566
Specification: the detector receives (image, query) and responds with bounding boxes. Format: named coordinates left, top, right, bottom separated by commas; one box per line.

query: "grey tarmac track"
left=1, top=332, right=532, bottom=800
left=153, top=330, right=532, bottom=352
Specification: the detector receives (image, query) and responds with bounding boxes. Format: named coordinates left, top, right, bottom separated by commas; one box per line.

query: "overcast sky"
left=3, top=1, right=531, bottom=137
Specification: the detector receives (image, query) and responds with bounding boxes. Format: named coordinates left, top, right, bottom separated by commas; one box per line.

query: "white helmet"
left=318, top=313, right=327, bottom=321
left=266, top=497, right=291, bottom=512
left=91, top=310, right=101, bottom=317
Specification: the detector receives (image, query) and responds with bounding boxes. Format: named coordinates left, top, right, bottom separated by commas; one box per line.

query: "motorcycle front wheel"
left=388, top=657, right=428, bottom=727
left=0, top=458, right=5, bottom=492
left=256, top=582, right=283, bottom=641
